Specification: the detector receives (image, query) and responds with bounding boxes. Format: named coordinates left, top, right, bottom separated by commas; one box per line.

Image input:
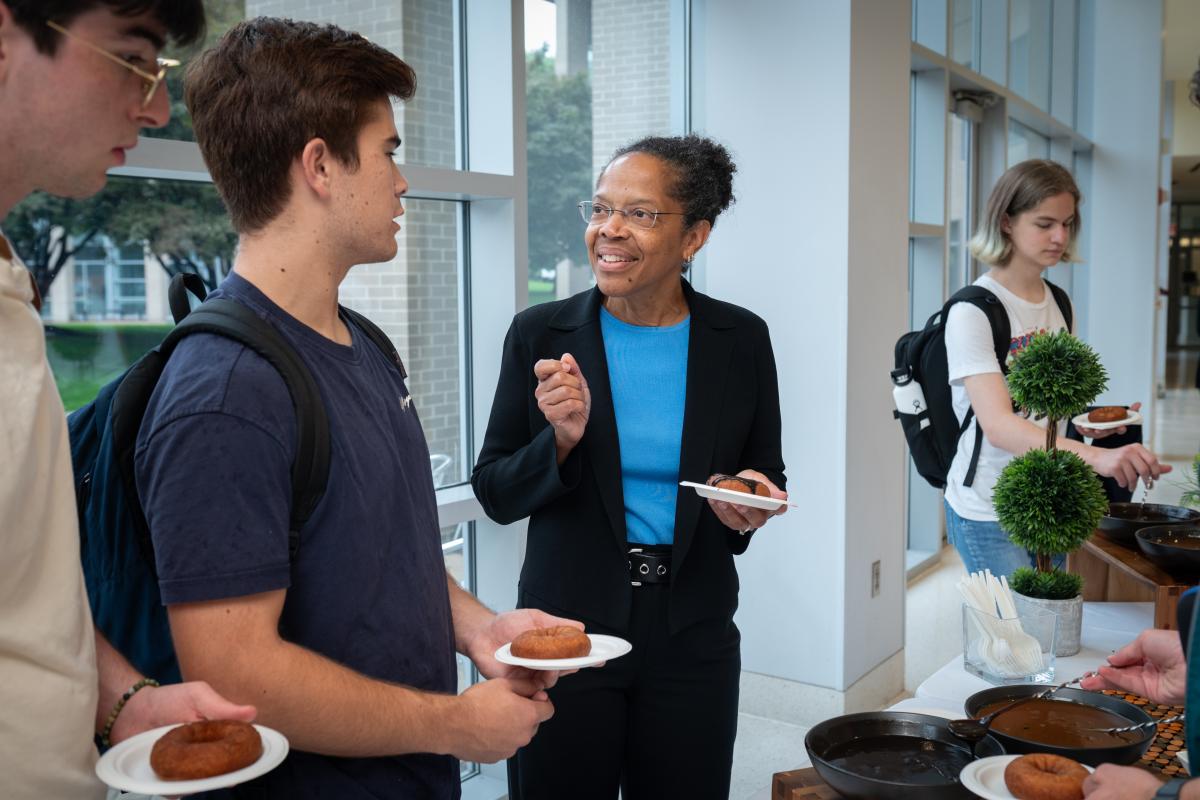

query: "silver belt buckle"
left=629, top=547, right=643, bottom=587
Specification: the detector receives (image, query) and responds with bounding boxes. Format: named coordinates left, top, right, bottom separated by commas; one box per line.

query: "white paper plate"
left=494, top=633, right=632, bottom=670
left=959, top=755, right=1093, bottom=800
left=95, top=723, right=288, bottom=795
left=679, top=481, right=794, bottom=510
left=1070, top=409, right=1142, bottom=431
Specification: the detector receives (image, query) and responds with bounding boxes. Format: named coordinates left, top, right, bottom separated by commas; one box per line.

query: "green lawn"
left=528, top=279, right=555, bottom=308
left=45, top=323, right=171, bottom=412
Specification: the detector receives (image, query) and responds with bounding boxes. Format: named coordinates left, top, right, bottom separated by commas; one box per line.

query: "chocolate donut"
left=707, top=474, right=770, bottom=497
left=1004, top=753, right=1088, bottom=800
left=1087, top=406, right=1127, bottom=423
left=510, top=626, right=591, bottom=659
left=150, top=720, right=263, bottom=781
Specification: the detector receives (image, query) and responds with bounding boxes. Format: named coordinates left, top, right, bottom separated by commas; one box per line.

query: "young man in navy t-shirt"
left=135, top=18, right=577, bottom=798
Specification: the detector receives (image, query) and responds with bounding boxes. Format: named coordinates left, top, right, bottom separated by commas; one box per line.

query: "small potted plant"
left=992, top=331, right=1110, bottom=657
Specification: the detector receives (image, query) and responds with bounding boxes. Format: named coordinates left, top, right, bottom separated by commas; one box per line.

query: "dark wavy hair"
left=605, top=134, right=737, bottom=229
left=8, top=0, right=205, bottom=54
left=186, top=17, right=416, bottom=233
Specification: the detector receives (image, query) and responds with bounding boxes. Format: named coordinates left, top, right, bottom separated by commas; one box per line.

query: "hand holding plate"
left=706, top=469, right=787, bottom=532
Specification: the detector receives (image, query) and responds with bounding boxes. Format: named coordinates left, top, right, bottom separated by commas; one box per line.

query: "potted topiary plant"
left=991, top=330, right=1110, bottom=657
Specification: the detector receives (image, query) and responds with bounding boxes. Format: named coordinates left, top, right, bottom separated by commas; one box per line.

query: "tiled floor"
left=729, top=381, right=1200, bottom=799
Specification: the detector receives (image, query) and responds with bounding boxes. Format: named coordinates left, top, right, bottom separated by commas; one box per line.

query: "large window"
left=906, top=0, right=1093, bottom=574
left=523, top=0, right=686, bottom=307
left=341, top=198, right=470, bottom=489
left=148, top=0, right=463, bottom=173
left=1008, top=0, right=1052, bottom=112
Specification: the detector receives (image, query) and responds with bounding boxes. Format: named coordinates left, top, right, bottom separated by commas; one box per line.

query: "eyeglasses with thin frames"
left=46, top=19, right=179, bottom=109
left=578, top=201, right=687, bottom=230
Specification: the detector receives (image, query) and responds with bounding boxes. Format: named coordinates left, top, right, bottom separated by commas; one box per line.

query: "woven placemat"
left=1102, top=691, right=1188, bottom=777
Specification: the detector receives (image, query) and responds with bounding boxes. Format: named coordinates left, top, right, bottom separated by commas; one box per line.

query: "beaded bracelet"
left=100, top=677, right=159, bottom=748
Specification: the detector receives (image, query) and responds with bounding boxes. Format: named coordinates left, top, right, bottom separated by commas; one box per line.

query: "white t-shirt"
left=943, top=273, right=1072, bottom=521
left=0, top=233, right=104, bottom=799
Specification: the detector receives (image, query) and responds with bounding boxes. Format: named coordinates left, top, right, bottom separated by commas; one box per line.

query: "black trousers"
left=509, top=583, right=741, bottom=800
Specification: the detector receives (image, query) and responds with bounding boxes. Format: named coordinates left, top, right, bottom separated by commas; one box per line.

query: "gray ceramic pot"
left=1014, top=592, right=1082, bottom=657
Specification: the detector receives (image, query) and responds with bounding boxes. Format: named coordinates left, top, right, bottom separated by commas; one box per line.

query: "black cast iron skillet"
left=963, top=685, right=1154, bottom=766
left=804, top=711, right=1004, bottom=799
left=1136, top=525, right=1200, bottom=579
left=1098, top=503, right=1200, bottom=546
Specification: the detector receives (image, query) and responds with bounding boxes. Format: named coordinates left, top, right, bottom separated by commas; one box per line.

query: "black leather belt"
left=628, top=546, right=671, bottom=586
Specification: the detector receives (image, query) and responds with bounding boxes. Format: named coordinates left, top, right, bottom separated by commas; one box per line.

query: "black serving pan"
left=963, top=685, right=1154, bottom=766
left=804, top=711, right=1004, bottom=799
left=1097, top=503, right=1200, bottom=546
left=1136, top=525, right=1200, bottom=578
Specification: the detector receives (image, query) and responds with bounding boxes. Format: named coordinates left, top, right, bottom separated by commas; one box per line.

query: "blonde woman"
left=943, top=159, right=1169, bottom=577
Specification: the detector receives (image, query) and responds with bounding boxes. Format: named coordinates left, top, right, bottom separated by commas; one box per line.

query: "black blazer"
left=471, top=280, right=786, bottom=635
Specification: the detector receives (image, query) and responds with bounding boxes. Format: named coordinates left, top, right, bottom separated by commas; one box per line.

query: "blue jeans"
left=944, top=499, right=1038, bottom=578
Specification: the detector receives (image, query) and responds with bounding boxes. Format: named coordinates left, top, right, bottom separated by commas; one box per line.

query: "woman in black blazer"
left=471, top=135, right=787, bottom=800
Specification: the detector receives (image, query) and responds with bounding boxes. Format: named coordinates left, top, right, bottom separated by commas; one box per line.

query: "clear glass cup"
left=962, top=603, right=1058, bottom=685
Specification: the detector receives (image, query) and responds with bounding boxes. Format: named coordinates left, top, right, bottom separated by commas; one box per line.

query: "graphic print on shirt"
left=1006, top=324, right=1067, bottom=368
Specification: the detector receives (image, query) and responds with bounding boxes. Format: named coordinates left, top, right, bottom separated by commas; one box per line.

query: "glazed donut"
left=510, top=626, right=590, bottom=659
left=707, top=474, right=770, bottom=497
left=150, top=720, right=263, bottom=780
left=1003, top=753, right=1088, bottom=800
left=1087, top=406, right=1127, bottom=423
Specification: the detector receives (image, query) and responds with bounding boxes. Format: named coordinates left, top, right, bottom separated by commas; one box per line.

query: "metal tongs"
left=1084, top=713, right=1185, bottom=735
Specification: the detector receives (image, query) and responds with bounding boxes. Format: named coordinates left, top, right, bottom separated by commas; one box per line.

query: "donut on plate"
left=510, top=626, right=590, bottom=659
left=1087, top=406, right=1127, bottom=423
left=1004, top=753, right=1088, bottom=800
left=706, top=474, right=770, bottom=497
left=150, top=719, right=263, bottom=780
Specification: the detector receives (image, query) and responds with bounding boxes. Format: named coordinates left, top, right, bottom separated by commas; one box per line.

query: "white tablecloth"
left=891, top=601, right=1154, bottom=718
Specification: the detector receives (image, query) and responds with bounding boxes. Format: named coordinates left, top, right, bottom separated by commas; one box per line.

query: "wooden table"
left=771, top=767, right=840, bottom=799
left=1066, top=532, right=1190, bottom=630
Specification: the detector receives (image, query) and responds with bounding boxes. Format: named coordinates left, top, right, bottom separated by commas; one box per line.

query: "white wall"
left=844, top=0, right=911, bottom=690
left=693, top=0, right=909, bottom=695
left=1083, top=0, right=1164, bottom=412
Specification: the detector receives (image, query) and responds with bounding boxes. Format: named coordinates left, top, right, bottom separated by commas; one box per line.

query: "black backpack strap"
left=167, top=273, right=209, bottom=324
left=945, top=286, right=1011, bottom=488
left=340, top=305, right=407, bottom=378
left=161, top=300, right=330, bottom=559
left=1045, top=279, right=1074, bottom=333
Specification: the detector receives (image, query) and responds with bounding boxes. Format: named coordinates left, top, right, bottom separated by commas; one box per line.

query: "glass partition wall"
left=906, top=0, right=1095, bottom=573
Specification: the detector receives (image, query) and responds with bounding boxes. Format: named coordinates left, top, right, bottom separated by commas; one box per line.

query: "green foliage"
left=994, top=448, right=1108, bottom=556
left=1008, top=567, right=1084, bottom=601
left=1007, top=331, right=1108, bottom=423
left=526, top=47, right=592, bottom=283
left=45, top=324, right=171, bottom=411
left=149, top=0, right=246, bottom=142
left=1176, top=454, right=1200, bottom=509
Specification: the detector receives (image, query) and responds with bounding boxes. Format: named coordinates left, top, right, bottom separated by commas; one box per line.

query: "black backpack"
left=68, top=273, right=405, bottom=683
left=891, top=281, right=1072, bottom=490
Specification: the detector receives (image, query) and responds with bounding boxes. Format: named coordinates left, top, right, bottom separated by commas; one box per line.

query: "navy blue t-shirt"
left=135, top=272, right=459, bottom=799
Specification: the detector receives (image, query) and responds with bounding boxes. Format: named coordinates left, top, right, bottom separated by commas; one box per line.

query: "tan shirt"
left=0, top=232, right=104, bottom=798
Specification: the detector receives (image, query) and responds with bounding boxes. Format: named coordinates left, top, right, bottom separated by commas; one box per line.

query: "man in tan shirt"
left=0, top=2, right=253, bottom=797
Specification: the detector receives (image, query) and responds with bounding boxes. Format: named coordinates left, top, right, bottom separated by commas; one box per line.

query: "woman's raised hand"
left=534, top=353, right=591, bottom=464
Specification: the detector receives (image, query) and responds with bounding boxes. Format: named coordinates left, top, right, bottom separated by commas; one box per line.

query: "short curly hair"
left=605, top=134, right=737, bottom=229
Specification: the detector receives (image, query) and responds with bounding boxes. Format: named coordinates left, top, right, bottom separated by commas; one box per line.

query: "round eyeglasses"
left=578, top=201, right=686, bottom=230
left=47, top=19, right=179, bottom=109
